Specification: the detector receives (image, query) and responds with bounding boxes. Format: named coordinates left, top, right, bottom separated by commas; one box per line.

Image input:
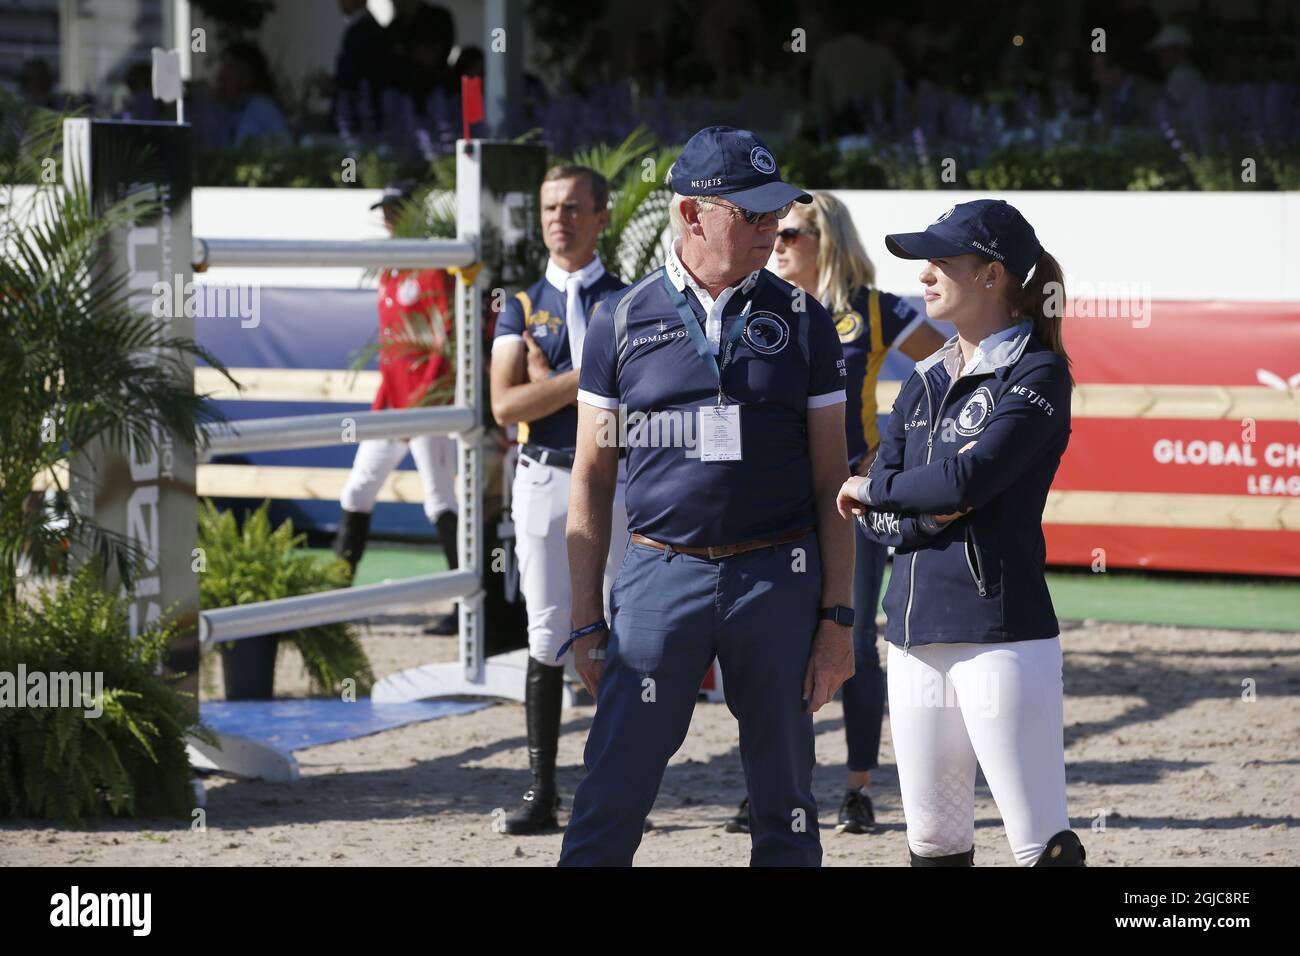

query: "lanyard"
left=662, top=270, right=751, bottom=405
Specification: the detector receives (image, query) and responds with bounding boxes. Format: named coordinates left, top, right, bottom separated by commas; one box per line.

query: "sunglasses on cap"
left=777, top=227, right=819, bottom=243
left=695, top=197, right=794, bottom=225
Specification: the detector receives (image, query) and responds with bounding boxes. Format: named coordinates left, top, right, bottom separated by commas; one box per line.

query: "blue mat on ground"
left=201, top=698, right=492, bottom=753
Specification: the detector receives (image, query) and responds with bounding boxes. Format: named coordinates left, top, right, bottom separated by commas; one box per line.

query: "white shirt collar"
left=665, top=240, right=760, bottom=352
left=545, top=254, right=606, bottom=294
left=667, top=240, right=759, bottom=354
left=946, top=322, right=1028, bottom=378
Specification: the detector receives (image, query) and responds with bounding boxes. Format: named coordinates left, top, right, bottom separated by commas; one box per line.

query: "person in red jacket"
left=335, top=181, right=460, bottom=634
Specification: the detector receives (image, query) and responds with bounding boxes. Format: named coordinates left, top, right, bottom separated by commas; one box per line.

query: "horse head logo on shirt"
left=743, top=312, right=791, bottom=355
left=955, top=386, right=995, bottom=436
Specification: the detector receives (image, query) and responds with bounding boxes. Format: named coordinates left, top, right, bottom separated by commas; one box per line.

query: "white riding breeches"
left=886, top=637, right=1071, bottom=866
left=339, top=434, right=458, bottom=524
left=512, top=454, right=628, bottom=667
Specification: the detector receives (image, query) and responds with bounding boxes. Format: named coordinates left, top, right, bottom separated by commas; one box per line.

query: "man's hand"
left=522, top=330, right=553, bottom=383
left=572, top=626, right=610, bottom=699
left=802, top=620, right=854, bottom=713
left=836, top=475, right=869, bottom=519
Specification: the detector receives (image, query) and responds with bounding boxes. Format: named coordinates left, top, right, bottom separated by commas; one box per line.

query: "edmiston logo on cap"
left=968, top=239, right=1005, bottom=261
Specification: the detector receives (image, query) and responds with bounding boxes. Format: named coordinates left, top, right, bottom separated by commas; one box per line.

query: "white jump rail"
left=192, top=230, right=487, bottom=664
left=200, top=569, right=481, bottom=647
left=177, top=142, right=542, bottom=787
left=193, top=237, right=477, bottom=270
left=199, top=406, right=477, bottom=460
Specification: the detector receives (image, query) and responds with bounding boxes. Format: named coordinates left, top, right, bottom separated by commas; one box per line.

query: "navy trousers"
left=841, top=523, right=887, bottom=772
left=559, top=531, right=823, bottom=867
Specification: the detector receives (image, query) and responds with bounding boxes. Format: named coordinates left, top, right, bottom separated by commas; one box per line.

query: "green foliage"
left=194, top=142, right=424, bottom=190
left=566, top=126, right=680, bottom=281
left=0, top=563, right=206, bottom=821
left=966, top=140, right=1193, bottom=191
left=197, top=501, right=374, bottom=696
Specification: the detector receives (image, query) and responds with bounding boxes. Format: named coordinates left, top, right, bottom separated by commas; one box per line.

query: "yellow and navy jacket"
left=493, top=271, right=626, bottom=451
left=835, top=286, right=922, bottom=468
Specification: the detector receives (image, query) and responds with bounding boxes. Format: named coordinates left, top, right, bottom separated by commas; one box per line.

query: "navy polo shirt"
left=578, top=261, right=847, bottom=548
left=835, top=286, right=923, bottom=467
left=493, top=262, right=627, bottom=451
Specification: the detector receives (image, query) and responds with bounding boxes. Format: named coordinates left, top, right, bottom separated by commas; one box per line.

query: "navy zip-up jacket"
left=856, top=320, right=1071, bottom=650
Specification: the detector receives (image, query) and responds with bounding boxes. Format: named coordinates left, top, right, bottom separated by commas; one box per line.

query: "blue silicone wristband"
left=555, top=619, right=609, bottom=661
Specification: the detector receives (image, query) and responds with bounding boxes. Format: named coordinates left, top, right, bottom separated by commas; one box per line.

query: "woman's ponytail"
left=1012, top=250, right=1073, bottom=386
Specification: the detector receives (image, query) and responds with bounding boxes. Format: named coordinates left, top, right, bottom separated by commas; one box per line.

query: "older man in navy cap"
left=556, top=127, right=856, bottom=866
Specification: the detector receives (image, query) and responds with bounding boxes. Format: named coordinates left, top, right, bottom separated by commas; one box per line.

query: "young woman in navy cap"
left=837, top=199, right=1087, bottom=866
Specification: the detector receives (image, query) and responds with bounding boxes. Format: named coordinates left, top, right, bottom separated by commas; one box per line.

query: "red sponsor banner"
left=1046, top=301, right=1300, bottom=577
left=1058, top=420, right=1300, bottom=496
left=1047, top=525, right=1298, bottom=576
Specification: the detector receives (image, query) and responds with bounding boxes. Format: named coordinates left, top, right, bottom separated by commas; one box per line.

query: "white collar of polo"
left=544, top=254, right=606, bottom=294
left=915, top=320, right=1034, bottom=377
left=666, top=239, right=760, bottom=299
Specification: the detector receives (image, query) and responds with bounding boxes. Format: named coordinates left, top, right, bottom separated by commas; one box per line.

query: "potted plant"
left=197, top=499, right=375, bottom=699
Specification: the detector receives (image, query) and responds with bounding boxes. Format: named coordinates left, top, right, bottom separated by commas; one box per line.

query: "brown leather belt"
left=630, top=525, right=815, bottom=560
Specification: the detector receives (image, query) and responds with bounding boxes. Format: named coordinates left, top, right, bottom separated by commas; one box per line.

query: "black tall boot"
left=436, top=511, right=458, bottom=570
left=1034, top=830, right=1087, bottom=867
left=334, top=509, right=371, bottom=579
left=910, top=846, right=975, bottom=866
left=503, top=656, right=564, bottom=835
left=423, top=511, right=459, bottom=635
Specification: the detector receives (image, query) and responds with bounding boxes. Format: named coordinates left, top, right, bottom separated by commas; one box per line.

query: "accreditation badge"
left=698, top=404, right=742, bottom=462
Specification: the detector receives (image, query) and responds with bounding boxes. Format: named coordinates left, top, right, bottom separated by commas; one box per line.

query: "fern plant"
left=0, top=563, right=208, bottom=821
left=570, top=126, right=680, bottom=282
left=197, top=500, right=375, bottom=696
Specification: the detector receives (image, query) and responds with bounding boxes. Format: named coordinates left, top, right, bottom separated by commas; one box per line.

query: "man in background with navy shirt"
left=558, top=127, right=855, bottom=866
left=489, top=165, right=628, bottom=834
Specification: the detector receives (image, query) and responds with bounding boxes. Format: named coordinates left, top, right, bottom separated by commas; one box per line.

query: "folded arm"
left=865, top=358, right=1071, bottom=514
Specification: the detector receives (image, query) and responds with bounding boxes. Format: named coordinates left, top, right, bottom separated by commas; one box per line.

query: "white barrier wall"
left=843, top=190, right=1300, bottom=304
left=188, top=187, right=1300, bottom=302
left=10, top=182, right=1294, bottom=299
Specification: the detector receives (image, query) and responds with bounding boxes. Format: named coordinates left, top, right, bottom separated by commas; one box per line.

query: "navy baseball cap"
left=668, top=126, right=811, bottom=214
left=885, top=199, right=1043, bottom=280
left=370, top=179, right=417, bottom=210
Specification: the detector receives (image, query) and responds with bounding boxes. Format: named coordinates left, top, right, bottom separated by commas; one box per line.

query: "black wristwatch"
left=820, top=605, right=855, bottom=627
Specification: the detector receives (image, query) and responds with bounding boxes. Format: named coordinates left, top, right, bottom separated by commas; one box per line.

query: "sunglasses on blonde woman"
left=776, top=227, right=820, bottom=243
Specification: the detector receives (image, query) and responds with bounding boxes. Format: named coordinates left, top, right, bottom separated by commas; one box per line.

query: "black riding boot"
left=503, top=656, right=564, bottom=835
left=910, top=845, right=975, bottom=866
left=1034, top=830, right=1087, bottom=867
left=334, top=510, right=371, bottom=579
left=436, top=511, right=458, bottom=570
left=424, top=511, right=459, bottom=635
